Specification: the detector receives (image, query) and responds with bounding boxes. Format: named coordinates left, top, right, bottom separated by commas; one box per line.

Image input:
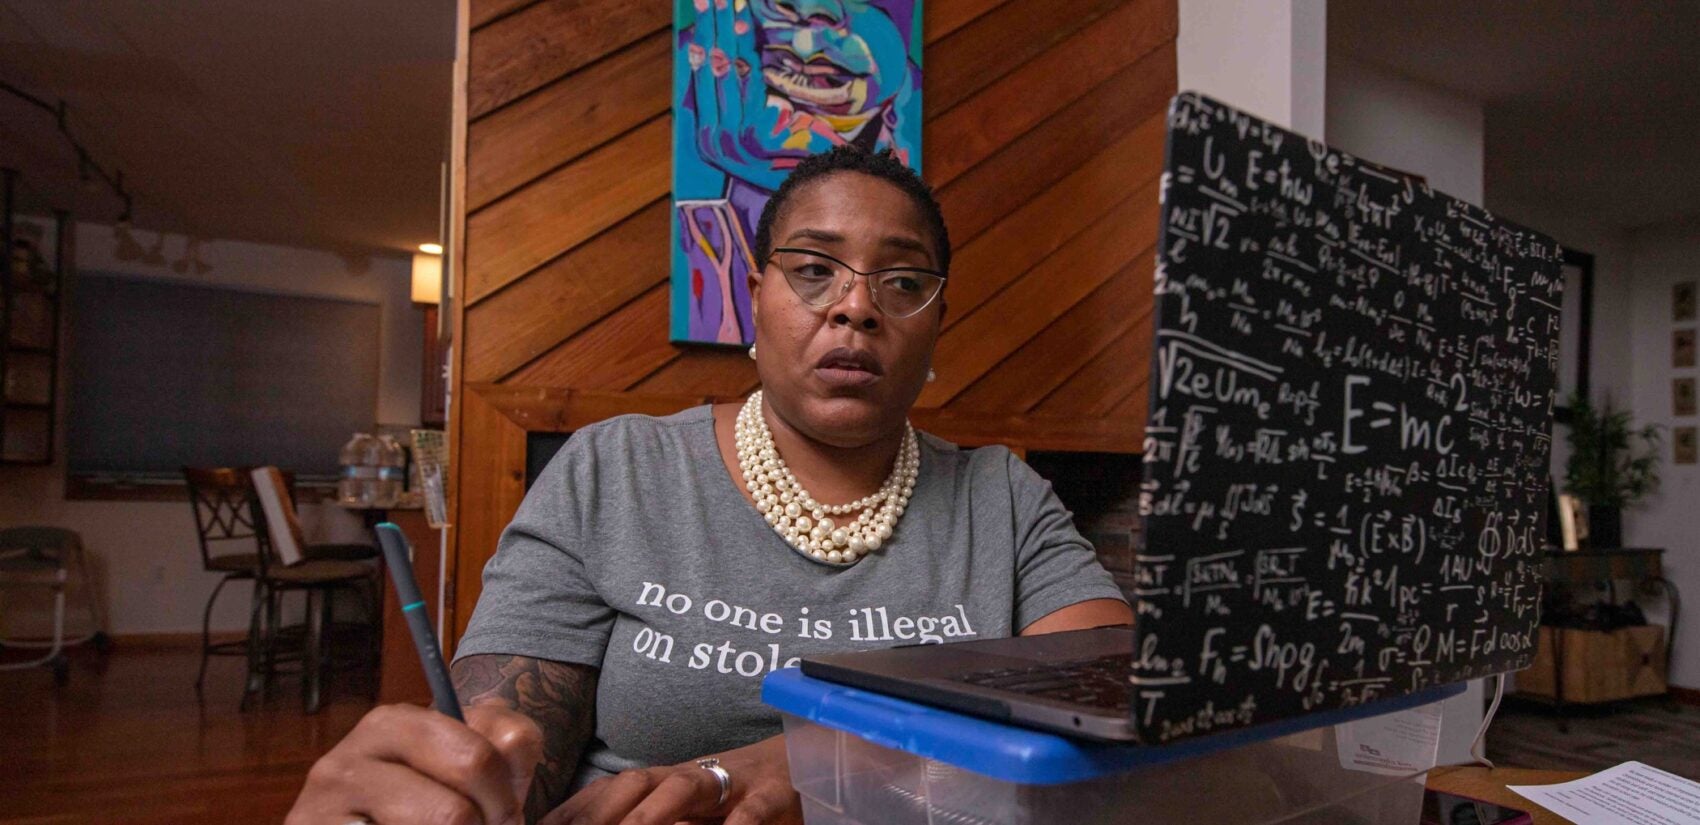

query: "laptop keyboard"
left=953, top=654, right=1132, bottom=712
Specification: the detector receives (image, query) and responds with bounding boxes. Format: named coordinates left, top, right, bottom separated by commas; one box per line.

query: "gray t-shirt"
left=454, top=406, right=1124, bottom=787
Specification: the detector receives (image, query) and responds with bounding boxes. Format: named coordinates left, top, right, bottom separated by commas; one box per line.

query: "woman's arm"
left=452, top=654, right=600, bottom=823
left=1020, top=598, right=1134, bottom=636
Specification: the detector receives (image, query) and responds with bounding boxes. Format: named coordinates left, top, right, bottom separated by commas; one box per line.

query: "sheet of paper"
left=1334, top=701, right=1442, bottom=776
left=1510, top=761, right=1700, bottom=825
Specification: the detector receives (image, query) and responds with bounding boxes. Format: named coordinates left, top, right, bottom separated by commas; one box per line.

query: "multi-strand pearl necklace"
left=735, top=391, right=920, bottom=566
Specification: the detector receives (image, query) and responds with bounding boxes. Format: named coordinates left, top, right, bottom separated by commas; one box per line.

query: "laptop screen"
left=1132, top=92, right=1563, bottom=744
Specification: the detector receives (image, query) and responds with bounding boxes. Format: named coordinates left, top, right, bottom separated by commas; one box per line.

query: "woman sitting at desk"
left=290, top=147, right=1132, bottom=825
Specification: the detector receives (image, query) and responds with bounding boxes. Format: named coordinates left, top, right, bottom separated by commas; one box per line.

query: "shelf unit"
left=0, top=169, right=69, bottom=465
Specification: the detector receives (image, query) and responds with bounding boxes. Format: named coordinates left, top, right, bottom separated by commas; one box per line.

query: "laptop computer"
left=801, top=91, right=1564, bottom=745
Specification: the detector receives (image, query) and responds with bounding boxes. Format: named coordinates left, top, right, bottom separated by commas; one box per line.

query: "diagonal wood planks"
left=460, top=0, right=1176, bottom=445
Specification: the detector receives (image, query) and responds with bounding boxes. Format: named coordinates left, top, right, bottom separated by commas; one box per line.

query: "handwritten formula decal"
left=1133, top=93, right=1562, bottom=744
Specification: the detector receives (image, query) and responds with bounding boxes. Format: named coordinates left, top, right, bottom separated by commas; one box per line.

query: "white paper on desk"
left=1510, top=761, right=1700, bottom=825
left=1334, top=701, right=1442, bottom=776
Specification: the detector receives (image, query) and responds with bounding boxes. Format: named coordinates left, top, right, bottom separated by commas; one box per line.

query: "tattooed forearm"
left=451, top=654, right=598, bottom=823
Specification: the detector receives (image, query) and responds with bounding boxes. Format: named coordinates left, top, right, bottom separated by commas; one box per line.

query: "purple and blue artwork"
left=671, top=0, right=923, bottom=345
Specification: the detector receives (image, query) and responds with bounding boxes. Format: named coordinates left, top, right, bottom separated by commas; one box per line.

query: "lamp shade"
left=411, top=252, right=442, bottom=304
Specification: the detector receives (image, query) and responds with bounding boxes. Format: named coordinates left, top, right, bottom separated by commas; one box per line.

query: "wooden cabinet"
left=1519, top=548, right=1678, bottom=727
left=377, top=508, right=443, bottom=705
left=1520, top=625, right=1667, bottom=704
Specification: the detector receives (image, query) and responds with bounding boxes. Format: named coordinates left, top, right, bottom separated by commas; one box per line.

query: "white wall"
left=1178, top=0, right=1327, bottom=135
left=1622, top=220, right=1700, bottom=689
left=1326, top=56, right=1484, bottom=204
left=0, top=223, right=422, bottom=636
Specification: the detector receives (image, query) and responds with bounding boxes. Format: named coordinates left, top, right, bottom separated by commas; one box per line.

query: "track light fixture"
left=1, top=79, right=132, bottom=224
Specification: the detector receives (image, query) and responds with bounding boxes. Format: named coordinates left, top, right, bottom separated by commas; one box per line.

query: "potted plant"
left=1562, top=393, right=1661, bottom=548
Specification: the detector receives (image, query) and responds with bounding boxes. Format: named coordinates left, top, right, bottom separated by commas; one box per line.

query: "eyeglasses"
left=768, top=247, right=947, bottom=319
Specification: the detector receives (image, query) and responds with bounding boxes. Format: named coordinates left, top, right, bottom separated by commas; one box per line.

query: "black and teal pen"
left=375, top=522, right=464, bottom=723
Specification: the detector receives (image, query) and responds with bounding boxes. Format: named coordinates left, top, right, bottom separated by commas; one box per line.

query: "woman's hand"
left=287, top=703, right=542, bottom=825
left=540, top=734, right=801, bottom=825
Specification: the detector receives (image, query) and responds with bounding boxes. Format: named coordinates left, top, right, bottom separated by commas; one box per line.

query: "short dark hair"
left=753, top=145, right=951, bottom=277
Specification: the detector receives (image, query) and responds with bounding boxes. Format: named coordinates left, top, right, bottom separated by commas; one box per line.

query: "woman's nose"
left=770, top=0, right=848, bottom=26
left=830, top=275, right=880, bottom=332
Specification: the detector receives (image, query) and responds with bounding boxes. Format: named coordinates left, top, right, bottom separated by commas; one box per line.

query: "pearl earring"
left=926, top=369, right=936, bottom=383
left=748, top=345, right=757, bottom=360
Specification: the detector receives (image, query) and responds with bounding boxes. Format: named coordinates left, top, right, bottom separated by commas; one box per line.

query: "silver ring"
left=696, top=757, right=731, bottom=807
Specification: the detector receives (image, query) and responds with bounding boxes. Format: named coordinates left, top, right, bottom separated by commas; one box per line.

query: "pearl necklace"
left=735, top=391, right=920, bottom=566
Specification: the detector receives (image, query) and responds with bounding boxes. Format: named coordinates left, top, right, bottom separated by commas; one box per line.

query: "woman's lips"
left=814, top=366, right=882, bottom=389
left=815, top=347, right=883, bottom=389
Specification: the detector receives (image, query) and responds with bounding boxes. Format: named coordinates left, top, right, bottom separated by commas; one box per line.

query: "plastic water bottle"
left=374, top=435, right=406, bottom=507
left=338, top=433, right=378, bottom=506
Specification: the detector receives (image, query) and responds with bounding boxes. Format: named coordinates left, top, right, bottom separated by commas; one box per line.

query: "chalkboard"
left=1131, top=93, right=1563, bottom=744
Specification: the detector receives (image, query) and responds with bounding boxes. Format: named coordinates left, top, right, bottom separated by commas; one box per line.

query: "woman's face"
left=751, top=171, right=943, bottom=447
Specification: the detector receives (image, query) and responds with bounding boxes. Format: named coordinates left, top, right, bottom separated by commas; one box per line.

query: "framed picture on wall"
left=668, top=0, right=925, bottom=346
left=1676, top=329, right=1697, bottom=368
left=1676, top=377, right=1697, bottom=417
left=1675, top=280, right=1697, bottom=322
left=1675, top=426, right=1698, bottom=465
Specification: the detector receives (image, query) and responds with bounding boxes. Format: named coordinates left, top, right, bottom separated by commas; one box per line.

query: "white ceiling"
left=0, top=1, right=455, bottom=258
left=1330, top=1, right=1700, bottom=231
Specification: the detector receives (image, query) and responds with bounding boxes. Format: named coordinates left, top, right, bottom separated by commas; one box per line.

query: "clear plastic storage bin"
left=764, top=669, right=1461, bottom=825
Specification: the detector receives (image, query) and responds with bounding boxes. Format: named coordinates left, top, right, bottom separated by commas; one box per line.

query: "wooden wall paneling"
left=935, top=50, right=1174, bottom=243
left=925, top=0, right=1125, bottom=115
left=505, top=283, right=673, bottom=389
left=1111, top=371, right=1151, bottom=421
left=469, top=384, right=718, bottom=433
left=942, top=120, right=1160, bottom=329
left=627, top=345, right=758, bottom=396
left=449, top=387, right=530, bottom=645
left=908, top=408, right=1143, bottom=453
left=920, top=180, right=1161, bottom=405
left=926, top=0, right=1176, bottom=185
left=463, top=200, right=669, bottom=381
left=468, top=0, right=665, bottom=118
left=464, top=117, right=668, bottom=303
left=924, top=0, right=1012, bottom=42
left=470, top=0, right=540, bottom=30
left=951, top=256, right=1154, bottom=413
left=467, top=32, right=670, bottom=211
left=1035, top=310, right=1155, bottom=418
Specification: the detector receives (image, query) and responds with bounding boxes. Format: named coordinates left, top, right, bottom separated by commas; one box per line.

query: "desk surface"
left=1427, top=766, right=1588, bottom=825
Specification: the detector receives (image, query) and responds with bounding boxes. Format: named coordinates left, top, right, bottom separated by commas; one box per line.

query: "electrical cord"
left=1469, top=673, right=1507, bottom=769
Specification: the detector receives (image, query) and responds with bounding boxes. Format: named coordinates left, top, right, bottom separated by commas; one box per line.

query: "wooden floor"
left=0, top=642, right=372, bottom=824
left=1490, top=695, right=1700, bottom=781
left=7, top=644, right=1697, bottom=823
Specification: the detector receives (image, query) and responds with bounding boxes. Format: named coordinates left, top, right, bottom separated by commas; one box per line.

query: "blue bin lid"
left=762, top=668, right=1464, bottom=785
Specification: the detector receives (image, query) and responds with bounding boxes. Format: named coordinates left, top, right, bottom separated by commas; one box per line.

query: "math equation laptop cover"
left=1130, top=92, right=1563, bottom=744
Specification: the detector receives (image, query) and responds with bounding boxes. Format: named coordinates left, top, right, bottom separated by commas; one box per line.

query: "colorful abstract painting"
left=671, top=0, right=924, bottom=344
